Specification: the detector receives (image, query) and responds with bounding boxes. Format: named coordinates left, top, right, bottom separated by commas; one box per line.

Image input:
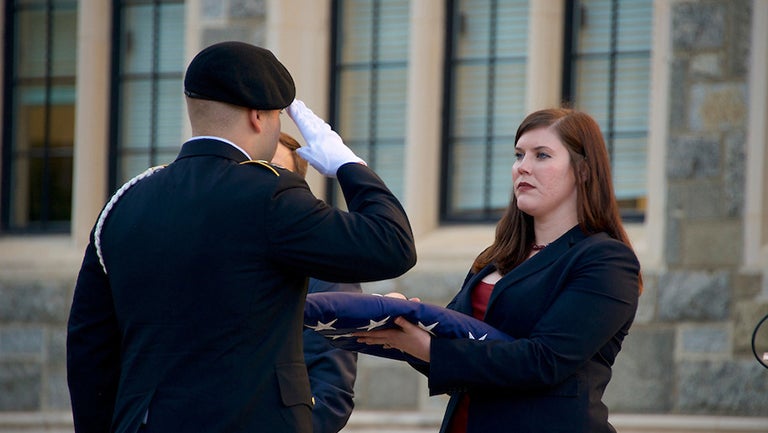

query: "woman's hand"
left=383, top=292, right=421, bottom=302
left=354, top=316, right=431, bottom=362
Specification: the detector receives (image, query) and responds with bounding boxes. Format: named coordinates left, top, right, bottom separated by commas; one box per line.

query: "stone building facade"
left=0, top=0, right=766, bottom=432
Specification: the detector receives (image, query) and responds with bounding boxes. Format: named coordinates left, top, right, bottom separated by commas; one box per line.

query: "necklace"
left=531, top=243, right=549, bottom=251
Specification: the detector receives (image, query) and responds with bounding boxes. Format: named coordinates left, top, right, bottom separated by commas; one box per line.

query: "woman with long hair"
left=358, top=108, right=642, bottom=433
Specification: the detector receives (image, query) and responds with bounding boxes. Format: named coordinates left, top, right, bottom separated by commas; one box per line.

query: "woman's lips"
left=517, top=181, right=534, bottom=191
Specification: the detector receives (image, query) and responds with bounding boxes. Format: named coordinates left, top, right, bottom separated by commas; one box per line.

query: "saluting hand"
left=287, top=99, right=365, bottom=177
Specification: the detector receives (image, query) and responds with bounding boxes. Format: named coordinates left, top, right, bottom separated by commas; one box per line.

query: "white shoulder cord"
left=94, top=165, right=166, bottom=275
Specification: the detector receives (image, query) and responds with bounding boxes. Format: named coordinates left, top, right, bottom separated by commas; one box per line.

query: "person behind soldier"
left=273, top=131, right=361, bottom=433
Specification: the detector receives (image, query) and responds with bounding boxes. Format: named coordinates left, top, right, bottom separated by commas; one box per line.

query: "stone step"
left=0, top=411, right=766, bottom=433
left=341, top=412, right=768, bottom=433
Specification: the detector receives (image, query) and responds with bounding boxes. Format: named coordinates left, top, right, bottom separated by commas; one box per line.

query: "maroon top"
left=446, top=280, right=495, bottom=433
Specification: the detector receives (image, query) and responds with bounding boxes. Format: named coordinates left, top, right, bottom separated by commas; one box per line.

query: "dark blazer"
left=425, top=226, right=640, bottom=433
left=304, top=279, right=362, bottom=433
left=67, top=138, right=416, bottom=433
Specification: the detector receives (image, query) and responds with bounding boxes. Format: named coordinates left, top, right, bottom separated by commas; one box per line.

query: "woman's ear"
left=576, top=157, right=589, bottom=182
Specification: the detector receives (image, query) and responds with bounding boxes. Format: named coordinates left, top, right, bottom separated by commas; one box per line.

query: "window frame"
left=561, top=0, right=652, bottom=223
left=108, top=0, right=185, bottom=193
left=328, top=0, right=411, bottom=206
left=744, top=0, right=768, bottom=271
left=1, top=0, right=78, bottom=234
left=439, top=0, right=530, bottom=224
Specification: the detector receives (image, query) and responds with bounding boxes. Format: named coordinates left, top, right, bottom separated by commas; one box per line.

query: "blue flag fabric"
left=304, top=292, right=515, bottom=364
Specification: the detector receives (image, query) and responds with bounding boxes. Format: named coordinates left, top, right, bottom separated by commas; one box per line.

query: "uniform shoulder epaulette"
left=239, top=159, right=280, bottom=176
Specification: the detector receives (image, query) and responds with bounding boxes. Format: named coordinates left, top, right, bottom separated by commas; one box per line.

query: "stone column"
left=525, top=0, right=564, bottom=111
left=71, top=0, right=112, bottom=250
left=402, top=1, right=446, bottom=237
left=266, top=0, right=331, bottom=197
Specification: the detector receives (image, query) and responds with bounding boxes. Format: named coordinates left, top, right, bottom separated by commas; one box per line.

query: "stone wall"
left=601, top=0, right=768, bottom=417
left=0, top=278, right=71, bottom=412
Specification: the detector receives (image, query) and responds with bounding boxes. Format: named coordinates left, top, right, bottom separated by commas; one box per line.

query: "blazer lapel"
left=486, top=226, right=587, bottom=312
left=451, top=266, right=496, bottom=316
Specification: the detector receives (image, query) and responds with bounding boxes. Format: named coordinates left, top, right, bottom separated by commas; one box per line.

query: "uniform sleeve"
left=428, top=240, right=640, bottom=394
left=66, top=235, right=122, bottom=433
left=266, top=163, right=416, bottom=283
left=305, top=279, right=362, bottom=433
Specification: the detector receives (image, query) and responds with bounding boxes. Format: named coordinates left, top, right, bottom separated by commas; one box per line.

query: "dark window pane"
left=567, top=0, right=652, bottom=221
left=3, top=0, right=77, bottom=233
left=112, top=0, right=185, bottom=186
left=332, top=0, right=410, bottom=202
left=442, top=0, right=528, bottom=222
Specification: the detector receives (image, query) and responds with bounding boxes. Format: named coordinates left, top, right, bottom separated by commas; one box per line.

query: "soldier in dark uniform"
left=66, top=41, right=416, bottom=433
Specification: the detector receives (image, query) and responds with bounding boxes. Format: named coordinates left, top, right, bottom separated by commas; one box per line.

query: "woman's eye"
left=514, top=152, right=524, bottom=160
left=536, top=152, right=551, bottom=159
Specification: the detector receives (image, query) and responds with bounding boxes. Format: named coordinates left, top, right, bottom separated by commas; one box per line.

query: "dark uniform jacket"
left=421, top=226, right=640, bottom=433
left=67, top=138, right=416, bottom=433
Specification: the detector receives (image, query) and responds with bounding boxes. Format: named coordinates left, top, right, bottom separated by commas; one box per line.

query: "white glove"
left=287, top=99, right=365, bottom=177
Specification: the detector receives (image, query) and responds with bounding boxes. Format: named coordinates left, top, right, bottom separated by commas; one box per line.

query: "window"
left=563, top=0, right=652, bottom=221
left=331, top=0, right=410, bottom=202
left=2, top=0, right=78, bottom=233
left=110, top=0, right=185, bottom=191
left=441, top=0, right=529, bottom=222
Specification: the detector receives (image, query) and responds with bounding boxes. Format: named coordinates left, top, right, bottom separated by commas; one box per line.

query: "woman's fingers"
left=353, top=316, right=431, bottom=361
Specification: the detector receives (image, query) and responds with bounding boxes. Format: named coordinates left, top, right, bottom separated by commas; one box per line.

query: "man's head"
left=184, top=42, right=295, bottom=160
left=272, top=132, right=308, bottom=178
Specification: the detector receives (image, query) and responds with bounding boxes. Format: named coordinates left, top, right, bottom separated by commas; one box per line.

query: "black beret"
left=184, top=41, right=295, bottom=110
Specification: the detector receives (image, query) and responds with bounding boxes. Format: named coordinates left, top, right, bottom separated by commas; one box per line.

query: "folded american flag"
left=304, top=292, right=515, bottom=364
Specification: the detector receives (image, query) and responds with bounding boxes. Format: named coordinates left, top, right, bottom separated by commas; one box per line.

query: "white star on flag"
left=331, top=333, right=356, bottom=340
left=357, top=316, right=390, bottom=331
left=306, top=318, right=338, bottom=332
left=418, top=321, right=438, bottom=335
left=468, top=331, right=488, bottom=340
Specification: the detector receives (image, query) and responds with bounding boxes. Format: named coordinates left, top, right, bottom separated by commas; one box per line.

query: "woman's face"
left=512, top=127, right=578, bottom=222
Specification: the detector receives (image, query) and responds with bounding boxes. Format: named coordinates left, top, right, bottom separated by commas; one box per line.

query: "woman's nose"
left=515, top=156, right=531, bottom=174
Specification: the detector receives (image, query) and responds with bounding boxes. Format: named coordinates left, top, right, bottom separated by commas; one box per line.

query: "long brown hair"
left=472, top=108, right=642, bottom=293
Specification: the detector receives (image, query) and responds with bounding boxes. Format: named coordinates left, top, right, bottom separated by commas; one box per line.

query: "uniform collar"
left=177, top=137, right=251, bottom=163
left=188, top=136, right=252, bottom=160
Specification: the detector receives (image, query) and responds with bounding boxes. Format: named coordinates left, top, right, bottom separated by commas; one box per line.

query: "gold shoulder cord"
left=239, top=160, right=280, bottom=176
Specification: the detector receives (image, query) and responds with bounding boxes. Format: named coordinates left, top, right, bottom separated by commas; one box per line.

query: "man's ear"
left=248, top=109, right=263, bottom=133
